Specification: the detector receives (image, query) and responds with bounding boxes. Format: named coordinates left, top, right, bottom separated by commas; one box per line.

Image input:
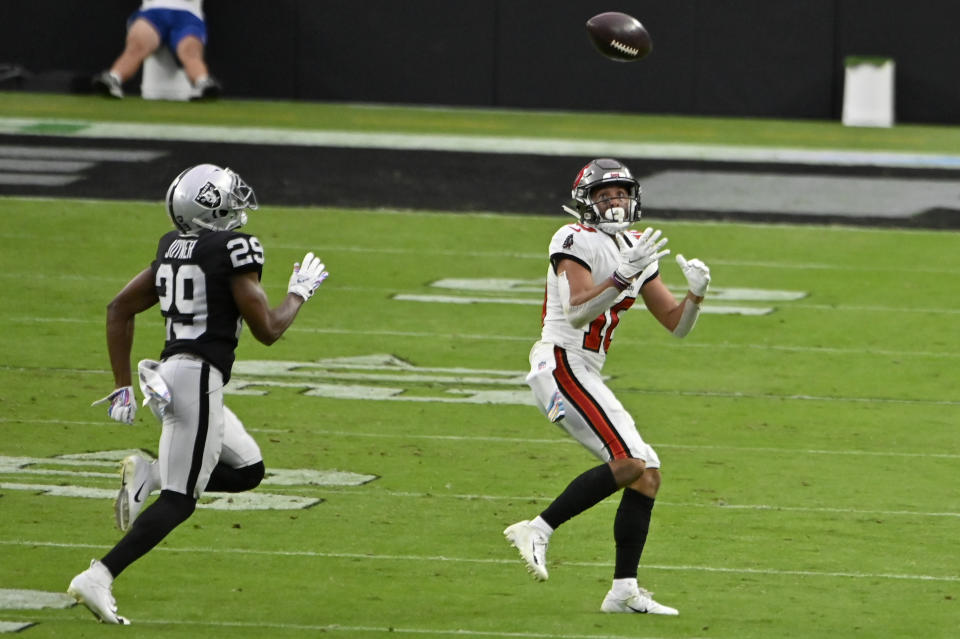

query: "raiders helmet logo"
left=562, top=233, right=574, bottom=249
left=195, top=182, right=222, bottom=209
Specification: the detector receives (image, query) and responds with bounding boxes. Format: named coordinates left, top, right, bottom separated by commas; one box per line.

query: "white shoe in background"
left=115, top=454, right=159, bottom=532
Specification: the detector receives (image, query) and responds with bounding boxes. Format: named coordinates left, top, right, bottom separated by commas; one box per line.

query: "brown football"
left=585, top=12, right=652, bottom=62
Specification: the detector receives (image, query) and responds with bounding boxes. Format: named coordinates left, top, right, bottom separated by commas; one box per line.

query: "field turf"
left=0, top=93, right=958, bottom=638
left=0, top=196, right=957, bottom=638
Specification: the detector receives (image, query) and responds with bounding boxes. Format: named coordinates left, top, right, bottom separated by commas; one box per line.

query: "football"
left=585, top=12, right=653, bottom=62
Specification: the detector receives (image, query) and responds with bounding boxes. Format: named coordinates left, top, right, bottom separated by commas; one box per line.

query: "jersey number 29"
left=156, top=263, right=208, bottom=340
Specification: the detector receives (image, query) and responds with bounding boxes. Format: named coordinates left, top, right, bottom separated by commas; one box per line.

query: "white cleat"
left=67, top=560, right=130, bottom=624
left=115, top=455, right=158, bottom=532
left=503, top=520, right=549, bottom=581
left=601, top=586, right=679, bottom=615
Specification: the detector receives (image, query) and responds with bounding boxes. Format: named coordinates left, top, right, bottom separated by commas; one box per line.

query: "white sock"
left=530, top=516, right=554, bottom=537
left=612, top=577, right=638, bottom=595
left=91, top=560, right=114, bottom=583
left=108, top=71, right=121, bottom=83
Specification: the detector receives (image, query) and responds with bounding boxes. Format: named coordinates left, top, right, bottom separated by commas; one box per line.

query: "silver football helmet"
left=562, top=158, right=641, bottom=233
left=165, top=164, right=258, bottom=234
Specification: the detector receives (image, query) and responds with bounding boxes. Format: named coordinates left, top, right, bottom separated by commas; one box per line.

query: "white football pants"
left=153, top=354, right=262, bottom=499
left=526, top=341, right=660, bottom=468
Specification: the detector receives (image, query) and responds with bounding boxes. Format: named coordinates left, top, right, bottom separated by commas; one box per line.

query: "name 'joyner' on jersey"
left=71, top=163, right=330, bottom=625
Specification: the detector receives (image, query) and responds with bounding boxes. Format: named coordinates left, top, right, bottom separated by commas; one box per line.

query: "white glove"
left=612, top=227, right=670, bottom=289
left=91, top=386, right=137, bottom=425
left=287, top=252, right=329, bottom=301
left=676, top=254, right=711, bottom=296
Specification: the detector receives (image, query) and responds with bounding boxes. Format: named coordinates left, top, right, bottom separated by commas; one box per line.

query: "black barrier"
left=1, top=0, right=959, bottom=124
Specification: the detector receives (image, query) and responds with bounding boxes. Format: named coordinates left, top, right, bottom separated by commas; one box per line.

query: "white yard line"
left=3, top=318, right=960, bottom=358
left=0, top=611, right=686, bottom=639
left=3, top=116, right=960, bottom=170
left=1, top=418, right=958, bottom=460
left=296, top=487, right=960, bottom=519
left=1, top=539, right=956, bottom=582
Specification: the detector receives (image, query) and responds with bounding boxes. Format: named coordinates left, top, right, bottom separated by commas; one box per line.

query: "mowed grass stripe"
left=0, top=612, right=683, bottom=639
left=4, top=322, right=960, bottom=359
left=2, top=418, right=958, bottom=459
left=260, top=487, right=960, bottom=519
left=2, top=241, right=960, bottom=275
left=3, top=539, right=957, bottom=582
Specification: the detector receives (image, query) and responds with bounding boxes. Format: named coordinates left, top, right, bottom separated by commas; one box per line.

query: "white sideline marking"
left=3, top=117, right=960, bottom=170
left=2, top=539, right=956, bottom=582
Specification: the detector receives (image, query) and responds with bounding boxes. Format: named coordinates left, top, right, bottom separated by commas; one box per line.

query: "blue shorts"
left=129, top=8, right=207, bottom=53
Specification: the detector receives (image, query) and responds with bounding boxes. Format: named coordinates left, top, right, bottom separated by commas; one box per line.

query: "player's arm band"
left=559, top=271, right=621, bottom=329
left=671, top=297, right=702, bottom=338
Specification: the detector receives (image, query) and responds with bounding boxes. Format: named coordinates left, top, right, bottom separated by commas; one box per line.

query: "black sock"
left=205, top=461, right=265, bottom=493
left=101, top=490, right=196, bottom=578
left=540, top=463, right=618, bottom=530
left=613, top=488, right=655, bottom=579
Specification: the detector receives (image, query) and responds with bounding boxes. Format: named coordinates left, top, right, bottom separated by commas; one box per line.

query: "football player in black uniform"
left=68, top=164, right=329, bottom=624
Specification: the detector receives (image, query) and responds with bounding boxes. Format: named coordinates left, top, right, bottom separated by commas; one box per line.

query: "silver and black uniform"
left=150, top=229, right=264, bottom=498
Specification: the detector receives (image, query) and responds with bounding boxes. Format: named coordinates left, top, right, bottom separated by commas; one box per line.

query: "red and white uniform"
left=526, top=223, right=661, bottom=467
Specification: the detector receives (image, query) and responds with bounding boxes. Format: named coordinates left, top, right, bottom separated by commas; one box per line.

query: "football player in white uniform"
left=68, top=164, right=329, bottom=624
left=92, top=0, right=221, bottom=99
left=504, top=158, right=711, bottom=615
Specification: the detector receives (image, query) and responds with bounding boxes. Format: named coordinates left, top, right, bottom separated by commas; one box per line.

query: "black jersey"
left=152, top=229, right=264, bottom=382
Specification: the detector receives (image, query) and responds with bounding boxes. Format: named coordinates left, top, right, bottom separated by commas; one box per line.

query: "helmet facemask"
left=563, top=158, right=642, bottom=234
left=166, top=164, right=259, bottom=235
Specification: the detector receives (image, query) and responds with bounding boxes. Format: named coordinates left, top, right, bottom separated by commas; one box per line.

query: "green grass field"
left=0, top=93, right=958, bottom=638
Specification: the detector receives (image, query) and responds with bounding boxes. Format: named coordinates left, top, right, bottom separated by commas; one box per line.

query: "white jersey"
left=527, top=222, right=662, bottom=466
left=141, top=0, right=204, bottom=19
left=539, top=223, right=651, bottom=371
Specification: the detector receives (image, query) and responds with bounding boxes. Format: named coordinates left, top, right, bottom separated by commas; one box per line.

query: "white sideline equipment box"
left=141, top=47, right=199, bottom=101
left=842, top=57, right=895, bottom=128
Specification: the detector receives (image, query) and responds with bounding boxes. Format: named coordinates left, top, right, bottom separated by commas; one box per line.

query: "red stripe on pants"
left=551, top=346, right=628, bottom=459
